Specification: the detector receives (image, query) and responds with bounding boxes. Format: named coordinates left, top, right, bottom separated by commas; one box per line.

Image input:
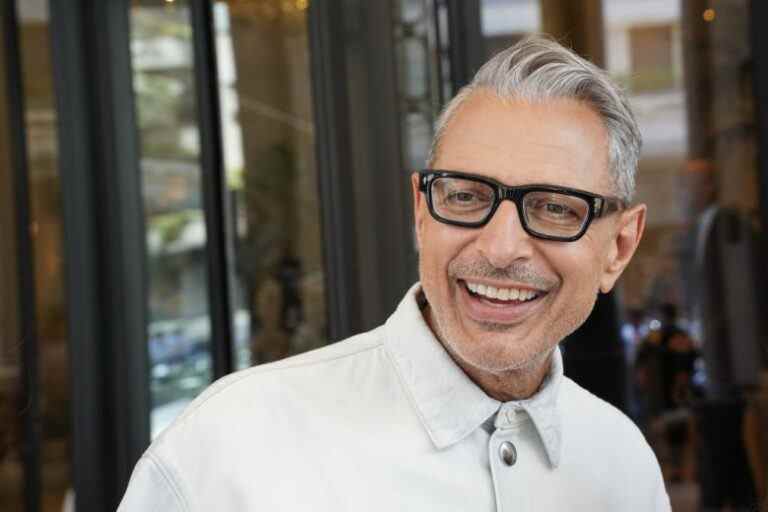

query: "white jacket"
left=118, top=284, right=670, bottom=511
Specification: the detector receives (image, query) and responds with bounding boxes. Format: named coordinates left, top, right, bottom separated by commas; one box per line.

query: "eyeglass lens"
left=431, top=176, right=590, bottom=237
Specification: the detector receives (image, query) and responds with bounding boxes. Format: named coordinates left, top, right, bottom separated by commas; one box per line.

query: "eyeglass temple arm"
left=597, top=197, right=627, bottom=216
left=418, top=173, right=431, bottom=191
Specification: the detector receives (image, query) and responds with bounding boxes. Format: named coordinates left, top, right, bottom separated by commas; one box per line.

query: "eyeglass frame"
left=417, top=169, right=627, bottom=242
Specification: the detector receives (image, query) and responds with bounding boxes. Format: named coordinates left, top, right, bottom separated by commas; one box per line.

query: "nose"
left=474, top=200, right=534, bottom=268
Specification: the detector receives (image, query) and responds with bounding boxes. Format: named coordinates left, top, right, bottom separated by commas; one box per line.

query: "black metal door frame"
left=750, top=0, right=768, bottom=336
left=443, top=0, right=483, bottom=93
left=189, top=0, right=235, bottom=381
left=49, top=0, right=149, bottom=509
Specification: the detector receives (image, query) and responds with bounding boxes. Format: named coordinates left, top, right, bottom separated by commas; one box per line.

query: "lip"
left=457, top=278, right=548, bottom=325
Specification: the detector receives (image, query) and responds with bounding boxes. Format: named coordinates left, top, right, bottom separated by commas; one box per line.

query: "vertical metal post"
left=360, top=0, right=418, bottom=327
left=308, top=0, right=361, bottom=340
left=189, top=0, right=234, bottom=379
left=50, top=0, right=150, bottom=508
left=681, top=0, right=714, bottom=159
left=540, top=0, right=605, bottom=66
left=750, top=0, right=768, bottom=332
left=2, top=1, right=41, bottom=510
left=752, top=0, right=768, bottom=227
left=444, top=0, right=483, bottom=93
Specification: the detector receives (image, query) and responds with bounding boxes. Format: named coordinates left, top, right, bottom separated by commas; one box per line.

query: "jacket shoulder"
left=124, top=327, right=390, bottom=508
left=160, top=326, right=386, bottom=434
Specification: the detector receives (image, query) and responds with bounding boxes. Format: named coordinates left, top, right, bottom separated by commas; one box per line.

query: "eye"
left=529, top=199, right=574, bottom=216
left=443, top=189, right=493, bottom=211
left=525, top=193, right=588, bottom=225
left=447, top=191, right=480, bottom=203
left=543, top=202, right=573, bottom=217
left=432, top=177, right=495, bottom=216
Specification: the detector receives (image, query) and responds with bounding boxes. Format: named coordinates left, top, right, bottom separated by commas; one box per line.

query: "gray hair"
left=427, top=35, right=641, bottom=203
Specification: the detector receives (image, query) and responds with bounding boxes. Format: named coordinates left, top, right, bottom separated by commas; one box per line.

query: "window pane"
left=393, top=0, right=442, bottom=170
left=1, top=1, right=74, bottom=510
left=130, top=0, right=214, bottom=438
left=20, top=2, right=72, bottom=510
left=212, top=1, right=328, bottom=369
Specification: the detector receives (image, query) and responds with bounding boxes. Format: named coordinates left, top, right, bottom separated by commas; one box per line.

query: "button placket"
left=488, top=428, right=526, bottom=512
left=499, top=441, right=517, bottom=466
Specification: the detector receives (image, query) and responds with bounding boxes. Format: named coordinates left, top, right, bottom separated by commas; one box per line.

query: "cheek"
left=542, top=249, right=602, bottom=337
left=549, top=243, right=605, bottom=300
left=418, top=225, right=472, bottom=286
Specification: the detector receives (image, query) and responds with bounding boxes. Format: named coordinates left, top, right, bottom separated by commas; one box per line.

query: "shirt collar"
left=384, top=283, right=564, bottom=468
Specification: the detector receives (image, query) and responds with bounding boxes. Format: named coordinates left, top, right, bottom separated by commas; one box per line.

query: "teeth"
left=465, top=281, right=540, bottom=302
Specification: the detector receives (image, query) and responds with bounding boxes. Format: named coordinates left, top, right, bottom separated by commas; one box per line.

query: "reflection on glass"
left=480, top=0, right=541, bottom=57
left=212, top=0, right=327, bottom=370
left=393, top=0, right=442, bottom=171
left=401, top=38, right=429, bottom=98
left=403, top=112, right=431, bottom=170
left=603, top=1, right=764, bottom=509
left=21, top=2, right=71, bottom=511
left=400, top=0, right=425, bottom=24
left=0, top=1, right=74, bottom=510
left=130, top=0, right=214, bottom=438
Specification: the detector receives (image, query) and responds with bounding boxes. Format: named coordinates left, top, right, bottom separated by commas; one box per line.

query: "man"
left=119, top=36, right=669, bottom=510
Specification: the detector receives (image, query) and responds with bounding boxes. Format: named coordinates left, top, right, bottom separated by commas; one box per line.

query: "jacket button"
left=499, top=441, right=517, bottom=466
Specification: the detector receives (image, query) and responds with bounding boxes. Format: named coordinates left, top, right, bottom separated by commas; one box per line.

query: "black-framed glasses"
left=418, top=170, right=626, bottom=242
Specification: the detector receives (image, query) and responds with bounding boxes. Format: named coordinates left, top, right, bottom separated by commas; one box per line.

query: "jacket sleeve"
left=654, top=469, right=672, bottom=511
left=117, top=454, right=187, bottom=512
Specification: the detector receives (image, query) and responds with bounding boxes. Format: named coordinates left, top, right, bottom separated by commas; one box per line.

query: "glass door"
left=128, top=0, right=331, bottom=437
left=1, top=1, right=74, bottom=510
left=210, top=0, right=328, bottom=369
left=129, top=0, right=216, bottom=438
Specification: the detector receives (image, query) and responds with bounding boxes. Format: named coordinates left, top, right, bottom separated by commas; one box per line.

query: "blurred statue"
left=290, top=271, right=326, bottom=355
left=250, top=277, right=290, bottom=364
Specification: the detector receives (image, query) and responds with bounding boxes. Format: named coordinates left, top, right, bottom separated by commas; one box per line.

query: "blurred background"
left=1, top=0, right=767, bottom=510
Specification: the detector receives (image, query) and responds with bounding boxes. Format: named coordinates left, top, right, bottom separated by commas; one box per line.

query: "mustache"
left=448, top=259, right=555, bottom=290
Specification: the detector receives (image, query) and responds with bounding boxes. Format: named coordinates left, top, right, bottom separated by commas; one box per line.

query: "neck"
left=452, top=348, right=553, bottom=402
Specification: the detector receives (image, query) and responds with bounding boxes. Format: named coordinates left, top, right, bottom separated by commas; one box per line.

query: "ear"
left=599, top=203, right=646, bottom=294
left=411, top=173, right=426, bottom=250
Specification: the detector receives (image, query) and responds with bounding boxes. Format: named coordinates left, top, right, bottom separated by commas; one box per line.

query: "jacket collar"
left=384, top=283, right=564, bottom=468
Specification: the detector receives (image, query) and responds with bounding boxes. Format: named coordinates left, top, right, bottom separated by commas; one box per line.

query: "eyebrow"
left=425, top=169, right=606, bottom=196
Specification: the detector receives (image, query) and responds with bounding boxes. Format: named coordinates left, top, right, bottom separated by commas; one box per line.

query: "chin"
left=446, top=330, right=553, bottom=374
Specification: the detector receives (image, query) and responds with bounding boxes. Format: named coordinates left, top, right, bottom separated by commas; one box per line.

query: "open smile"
left=465, top=281, right=541, bottom=302
left=458, top=279, right=549, bottom=325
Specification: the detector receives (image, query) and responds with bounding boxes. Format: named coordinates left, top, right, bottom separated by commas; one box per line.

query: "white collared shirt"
left=119, top=284, right=670, bottom=511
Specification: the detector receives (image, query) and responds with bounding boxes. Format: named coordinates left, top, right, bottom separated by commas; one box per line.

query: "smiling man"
left=119, top=37, right=670, bottom=511
left=415, top=90, right=637, bottom=401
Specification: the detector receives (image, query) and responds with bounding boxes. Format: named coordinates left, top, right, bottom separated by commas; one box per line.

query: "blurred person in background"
left=636, top=303, right=698, bottom=483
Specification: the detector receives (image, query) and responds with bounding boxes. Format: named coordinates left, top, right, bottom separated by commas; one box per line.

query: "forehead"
left=433, top=91, right=613, bottom=194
